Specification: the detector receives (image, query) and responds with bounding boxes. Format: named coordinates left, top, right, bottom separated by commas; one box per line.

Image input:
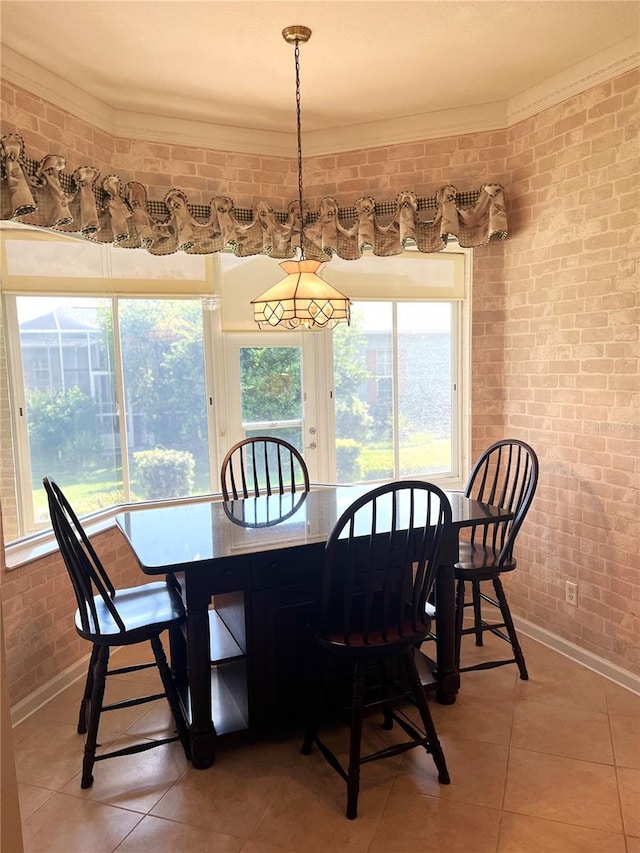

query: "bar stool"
left=43, top=477, right=191, bottom=788
left=302, top=480, right=452, bottom=819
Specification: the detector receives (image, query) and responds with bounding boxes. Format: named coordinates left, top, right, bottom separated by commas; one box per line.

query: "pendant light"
left=251, top=26, right=351, bottom=330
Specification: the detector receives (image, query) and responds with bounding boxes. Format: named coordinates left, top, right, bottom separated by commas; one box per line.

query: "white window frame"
left=326, top=245, right=471, bottom=489
left=333, top=297, right=465, bottom=487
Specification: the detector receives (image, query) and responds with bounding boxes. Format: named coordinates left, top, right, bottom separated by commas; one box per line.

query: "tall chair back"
left=321, top=480, right=452, bottom=653
left=221, top=436, right=309, bottom=500
left=465, top=439, right=539, bottom=566
left=44, top=477, right=125, bottom=636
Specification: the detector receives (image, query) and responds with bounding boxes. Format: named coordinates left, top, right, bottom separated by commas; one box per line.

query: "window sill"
left=5, top=516, right=117, bottom=569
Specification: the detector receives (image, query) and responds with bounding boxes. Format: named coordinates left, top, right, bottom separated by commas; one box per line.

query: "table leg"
left=168, top=624, right=187, bottom=688
left=433, top=560, right=460, bottom=704
left=186, top=607, right=217, bottom=768
left=167, top=573, right=187, bottom=685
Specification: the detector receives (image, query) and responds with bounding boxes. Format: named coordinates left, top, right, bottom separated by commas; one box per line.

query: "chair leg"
left=81, top=644, right=109, bottom=789
left=346, top=661, right=366, bottom=820
left=403, top=651, right=450, bottom=785
left=378, top=661, right=394, bottom=731
left=454, top=578, right=465, bottom=670
left=150, top=635, right=191, bottom=760
left=78, top=644, right=99, bottom=735
left=301, top=656, right=331, bottom=756
left=493, top=577, right=528, bottom=680
left=472, top=580, right=483, bottom=646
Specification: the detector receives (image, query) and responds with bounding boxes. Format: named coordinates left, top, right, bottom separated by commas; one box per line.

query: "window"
left=11, top=295, right=210, bottom=529
left=333, top=301, right=458, bottom=483
left=239, top=345, right=304, bottom=449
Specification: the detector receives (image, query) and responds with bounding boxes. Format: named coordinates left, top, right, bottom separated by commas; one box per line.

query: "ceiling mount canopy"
left=251, top=26, right=351, bottom=331
left=281, top=24, right=312, bottom=45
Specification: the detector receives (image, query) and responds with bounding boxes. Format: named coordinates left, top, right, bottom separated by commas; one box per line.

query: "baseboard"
left=514, top=616, right=640, bottom=697
left=10, top=653, right=91, bottom=728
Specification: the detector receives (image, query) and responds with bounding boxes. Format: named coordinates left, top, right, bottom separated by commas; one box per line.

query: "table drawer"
left=172, top=559, right=245, bottom=600
left=250, top=543, right=323, bottom=590
left=209, top=559, right=246, bottom=593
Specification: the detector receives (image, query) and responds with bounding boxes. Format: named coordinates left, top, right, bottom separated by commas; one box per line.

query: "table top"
left=116, top=484, right=512, bottom=575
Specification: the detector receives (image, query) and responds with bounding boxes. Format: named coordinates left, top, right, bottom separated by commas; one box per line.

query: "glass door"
left=222, top=333, right=324, bottom=482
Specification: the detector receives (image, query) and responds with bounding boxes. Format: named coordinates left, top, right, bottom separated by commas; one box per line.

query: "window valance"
left=1, top=133, right=507, bottom=261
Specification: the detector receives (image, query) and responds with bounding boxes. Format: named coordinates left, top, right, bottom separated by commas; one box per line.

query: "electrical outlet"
left=565, top=581, right=578, bottom=606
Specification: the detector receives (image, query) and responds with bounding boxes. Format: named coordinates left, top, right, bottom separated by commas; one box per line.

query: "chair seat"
left=455, top=542, right=516, bottom=580
left=75, top=581, right=185, bottom=643
left=321, top=618, right=431, bottom=658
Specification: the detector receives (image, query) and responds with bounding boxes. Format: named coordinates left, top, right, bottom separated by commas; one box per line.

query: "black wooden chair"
left=302, top=481, right=452, bottom=819
left=220, top=436, right=309, bottom=500
left=454, top=439, right=539, bottom=680
left=43, top=477, right=191, bottom=788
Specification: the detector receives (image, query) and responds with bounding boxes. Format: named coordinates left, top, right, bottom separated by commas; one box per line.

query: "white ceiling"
left=1, top=1, right=639, bottom=155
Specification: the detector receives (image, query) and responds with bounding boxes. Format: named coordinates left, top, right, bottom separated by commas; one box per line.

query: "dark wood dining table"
left=116, top=484, right=512, bottom=769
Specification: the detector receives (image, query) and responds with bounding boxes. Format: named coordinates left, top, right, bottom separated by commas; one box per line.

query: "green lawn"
left=33, top=459, right=213, bottom=522
left=357, top=438, right=451, bottom=481
left=32, top=468, right=126, bottom=522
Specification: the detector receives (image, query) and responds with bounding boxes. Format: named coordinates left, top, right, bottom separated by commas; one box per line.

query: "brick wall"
left=501, top=69, right=640, bottom=672
left=1, top=69, right=638, bottom=707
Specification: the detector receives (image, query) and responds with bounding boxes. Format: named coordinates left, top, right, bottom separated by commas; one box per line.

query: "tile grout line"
left=495, top=663, right=519, bottom=852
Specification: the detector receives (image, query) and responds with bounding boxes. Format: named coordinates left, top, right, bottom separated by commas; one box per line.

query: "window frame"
left=332, top=296, right=465, bottom=486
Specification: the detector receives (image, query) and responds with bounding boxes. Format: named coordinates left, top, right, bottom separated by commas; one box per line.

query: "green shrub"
left=80, top=488, right=137, bottom=512
left=357, top=450, right=393, bottom=481
left=335, top=438, right=362, bottom=482
left=134, top=448, right=195, bottom=500
left=26, top=387, right=99, bottom=463
left=62, top=429, right=103, bottom=463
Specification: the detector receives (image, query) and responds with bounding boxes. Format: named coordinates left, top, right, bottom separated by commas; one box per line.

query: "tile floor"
left=13, top=631, right=640, bottom=853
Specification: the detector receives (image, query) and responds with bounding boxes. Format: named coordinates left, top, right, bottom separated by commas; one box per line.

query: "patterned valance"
left=1, top=133, right=507, bottom=260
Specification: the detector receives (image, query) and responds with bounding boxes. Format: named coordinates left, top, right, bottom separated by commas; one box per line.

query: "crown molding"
left=1, top=46, right=117, bottom=133
left=507, top=34, right=640, bottom=126
left=2, top=39, right=638, bottom=158
left=0, top=46, right=297, bottom=158
left=114, top=112, right=295, bottom=159
left=304, top=102, right=509, bottom=156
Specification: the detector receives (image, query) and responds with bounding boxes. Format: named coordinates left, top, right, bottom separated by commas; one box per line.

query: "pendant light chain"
left=294, top=38, right=306, bottom=260
left=250, top=25, right=351, bottom=330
